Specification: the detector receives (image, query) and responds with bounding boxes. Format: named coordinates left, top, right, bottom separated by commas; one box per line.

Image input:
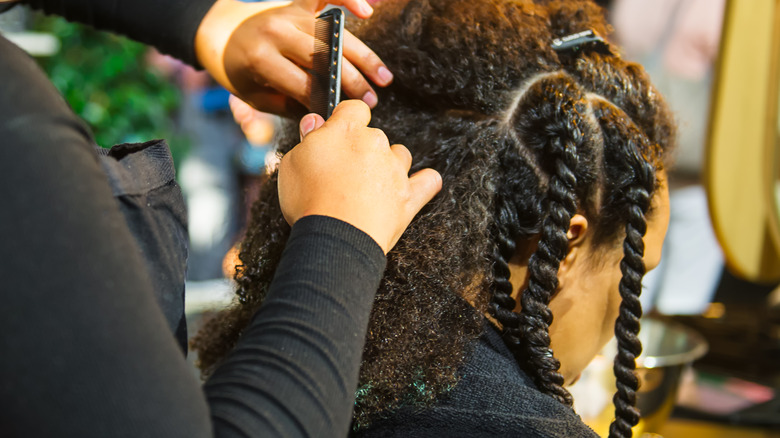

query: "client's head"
left=192, top=0, right=676, bottom=434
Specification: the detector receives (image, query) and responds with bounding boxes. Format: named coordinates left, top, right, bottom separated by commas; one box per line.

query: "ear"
left=557, top=214, right=590, bottom=285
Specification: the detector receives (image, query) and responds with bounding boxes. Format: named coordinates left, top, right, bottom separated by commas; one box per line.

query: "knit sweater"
left=355, top=321, right=599, bottom=438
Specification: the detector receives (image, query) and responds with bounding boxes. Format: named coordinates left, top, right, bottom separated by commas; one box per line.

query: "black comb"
left=311, top=8, right=345, bottom=120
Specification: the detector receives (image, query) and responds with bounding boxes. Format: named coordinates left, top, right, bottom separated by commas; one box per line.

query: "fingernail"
left=361, top=1, right=374, bottom=16
left=377, top=66, right=393, bottom=85
left=362, top=91, right=378, bottom=108
left=300, top=114, right=316, bottom=139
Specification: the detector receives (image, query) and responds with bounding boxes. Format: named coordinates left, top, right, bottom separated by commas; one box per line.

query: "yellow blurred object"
left=702, top=302, right=726, bottom=319
left=706, top=0, right=780, bottom=281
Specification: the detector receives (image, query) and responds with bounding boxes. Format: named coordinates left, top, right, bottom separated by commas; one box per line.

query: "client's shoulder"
left=353, top=323, right=598, bottom=438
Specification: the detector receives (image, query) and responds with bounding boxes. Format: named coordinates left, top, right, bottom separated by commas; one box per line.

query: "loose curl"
left=191, top=1, right=676, bottom=436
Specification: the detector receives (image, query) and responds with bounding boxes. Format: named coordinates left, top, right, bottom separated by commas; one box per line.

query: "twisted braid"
left=490, top=73, right=596, bottom=406
left=592, top=99, right=658, bottom=438
left=517, top=140, right=579, bottom=406
left=516, top=161, right=577, bottom=405
left=488, top=213, right=522, bottom=350
left=488, top=126, right=546, bottom=365
left=564, top=53, right=669, bottom=437
left=609, top=187, right=648, bottom=438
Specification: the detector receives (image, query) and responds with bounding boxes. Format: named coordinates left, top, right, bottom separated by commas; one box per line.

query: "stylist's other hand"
left=278, top=101, right=441, bottom=254
left=195, top=0, right=393, bottom=116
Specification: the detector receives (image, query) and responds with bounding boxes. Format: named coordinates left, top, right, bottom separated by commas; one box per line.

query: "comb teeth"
left=311, top=9, right=343, bottom=120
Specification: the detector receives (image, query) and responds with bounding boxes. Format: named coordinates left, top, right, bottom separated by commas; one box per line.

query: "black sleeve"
left=0, top=34, right=386, bottom=438
left=206, top=215, right=386, bottom=437
left=19, top=0, right=217, bottom=66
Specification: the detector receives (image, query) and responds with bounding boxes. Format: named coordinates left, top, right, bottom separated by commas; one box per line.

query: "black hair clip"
left=551, top=30, right=612, bottom=56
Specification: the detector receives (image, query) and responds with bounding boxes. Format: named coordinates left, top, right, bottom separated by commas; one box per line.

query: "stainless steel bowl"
left=570, top=317, right=709, bottom=437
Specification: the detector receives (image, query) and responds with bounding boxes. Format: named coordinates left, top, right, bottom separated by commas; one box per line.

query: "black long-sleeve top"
left=0, top=8, right=387, bottom=437
left=20, top=0, right=217, bottom=66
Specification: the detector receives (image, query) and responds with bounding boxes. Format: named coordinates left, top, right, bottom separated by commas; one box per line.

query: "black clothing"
left=355, top=322, right=599, bottom=438
left=11, top=0, right=222, bottom=345
left=0, top=32, right=386, bottom=437
left=98, top=140, right=190, bottom=351
left=21, top=0, right=216, bottom=66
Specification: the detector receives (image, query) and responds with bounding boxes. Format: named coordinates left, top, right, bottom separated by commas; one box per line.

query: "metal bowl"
left=570, top=317, right=709, bottom=437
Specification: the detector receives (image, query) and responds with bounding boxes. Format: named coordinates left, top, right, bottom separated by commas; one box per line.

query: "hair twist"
left=591, top=100, right=658, bottom=438
left=488, top=133, right=546, bottom=355
left=491, top=73, right=596, bottom=406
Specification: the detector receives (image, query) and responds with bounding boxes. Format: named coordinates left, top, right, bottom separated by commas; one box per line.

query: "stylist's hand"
left=195, top=0, right=392, bottom=116
left=278, top=101, right=441, bottom=254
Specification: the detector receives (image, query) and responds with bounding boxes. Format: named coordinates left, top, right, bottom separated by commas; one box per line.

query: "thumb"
left=405, top=168, right=442, bottom=218
left=299, top=113, right=326, bottom=140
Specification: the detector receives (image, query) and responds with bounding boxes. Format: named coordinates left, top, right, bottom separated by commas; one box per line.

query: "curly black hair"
left=191, top=1, right=675, bottom=437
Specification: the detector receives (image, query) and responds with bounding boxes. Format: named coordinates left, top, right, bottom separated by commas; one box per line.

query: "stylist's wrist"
left=195, top=0, right=285, bottom=94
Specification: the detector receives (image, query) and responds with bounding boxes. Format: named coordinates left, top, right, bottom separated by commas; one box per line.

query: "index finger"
left=343, top=30, right=393, bottom=87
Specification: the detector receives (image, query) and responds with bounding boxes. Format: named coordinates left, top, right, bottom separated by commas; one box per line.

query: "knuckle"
left=345, top=70, right=369, bottom=92
left=362, top=51, right=381, bottom=67
left=367, top=128, right=390, bottom=147
left=247, top=48, right=269, bottom=71
left=352, top=98, right=371, bottom=113
left=263, top=16, right=287, bottom=39
left=396, top=144, right=412, bottom=158
left=341, top=99, right=370, bottom=118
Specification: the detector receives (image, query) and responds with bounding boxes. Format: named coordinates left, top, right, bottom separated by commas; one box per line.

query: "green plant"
left=33, top=14, right=188, bottom=160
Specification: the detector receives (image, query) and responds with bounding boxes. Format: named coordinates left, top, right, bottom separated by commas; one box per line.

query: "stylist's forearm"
left=20, top=0, right=217, bottom=66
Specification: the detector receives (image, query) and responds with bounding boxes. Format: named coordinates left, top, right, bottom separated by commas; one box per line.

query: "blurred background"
left=2, top=1, right=780, bottom=436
